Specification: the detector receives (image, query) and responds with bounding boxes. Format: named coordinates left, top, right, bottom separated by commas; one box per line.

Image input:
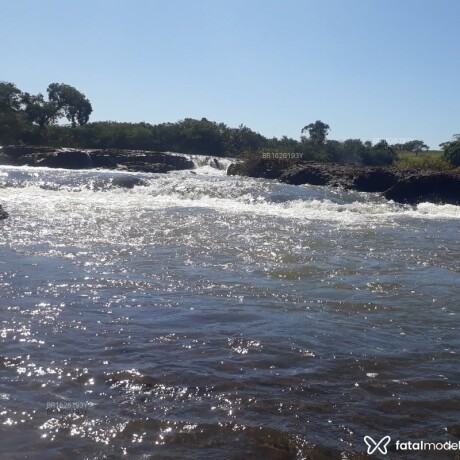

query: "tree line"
left=1, top=81, right=459, bottom=167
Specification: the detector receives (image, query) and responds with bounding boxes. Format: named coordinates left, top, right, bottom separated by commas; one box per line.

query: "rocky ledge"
left=0, top=146, right=195, bottom=173
left=228, top=159, right=460, bottom=206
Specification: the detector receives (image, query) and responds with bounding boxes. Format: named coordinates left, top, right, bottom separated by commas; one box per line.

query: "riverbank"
left=228, top=158, right=460, bottom=205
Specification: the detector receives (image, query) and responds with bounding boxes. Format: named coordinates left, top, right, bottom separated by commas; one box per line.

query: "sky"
left=1, top=0, right=459, bottom=148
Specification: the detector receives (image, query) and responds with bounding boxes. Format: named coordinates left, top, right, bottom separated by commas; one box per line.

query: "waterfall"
left=85, top=151, right=93, bottom=168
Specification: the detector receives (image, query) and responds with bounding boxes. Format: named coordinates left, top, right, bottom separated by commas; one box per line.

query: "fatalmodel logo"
left=395, top=440, right=460, bottom=451
left=364, top=436, right=391, bottom=455
left=364, top=436, right=460, bottom=455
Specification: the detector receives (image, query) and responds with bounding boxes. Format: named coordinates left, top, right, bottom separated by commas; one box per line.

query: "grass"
left=394, top=150, right=455, bottom=171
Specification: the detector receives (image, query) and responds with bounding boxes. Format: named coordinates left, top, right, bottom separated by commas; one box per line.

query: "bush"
left=360, top=140, right=397, bottom=166
left=443, top=142, right=460, bottom=167
left=395, top=153, right=454, bottom=171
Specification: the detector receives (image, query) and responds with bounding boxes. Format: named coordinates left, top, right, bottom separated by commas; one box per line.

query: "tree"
left=372, top=140, right=396, bottom=165
left=21, top=92, right=60, bottom=128
left=0, top=82, right=22, bottom=111
left=342, top=139, right=367, bottom=163
left=0, top=82, right=30, bottom=143
left=301, top=120, right=330, bottom=145
left=441, top=134, right=460, bottom=167
left=360, top=140, right=396, bottom=166
left=47, top=83, right=93, bottom=127
left=20, top=83, right=93, bottom=129
left=403, top=139, right=429, bottom=156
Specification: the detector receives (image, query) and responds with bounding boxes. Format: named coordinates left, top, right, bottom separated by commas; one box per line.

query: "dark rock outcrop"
left=0, top=146, right=56, bottom=166
left=350, top=169, right=399, bottom=192
left=227, top=162, right=245, bottom=177
left=0, top=146, right=195, bottom=174
left=228, top=158, right=460, bottom=206
left=91, top=150, right=195, bottom=171
left=121, top=163, right=175, bottom=174
left=278, top=163, right=331, bottom=186
left=230, top=159, right=403, bottom=191
left=90, top=153, right=117, bottom=168
left=384, top=172, right=460, bottom=205
left=0, top=205, right=8, bottom=220
left=227, top=159, right=292, bottom=180
left=35, top=150, right=93, bottom=169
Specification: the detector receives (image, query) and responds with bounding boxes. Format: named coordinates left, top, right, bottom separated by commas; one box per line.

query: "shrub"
left=443, top=142, right=460, bottom=167
left=395, top=156, right=453, bottom=171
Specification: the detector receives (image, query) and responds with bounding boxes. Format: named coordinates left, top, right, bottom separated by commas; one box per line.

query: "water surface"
left=0, top=160, right=459, bottom=459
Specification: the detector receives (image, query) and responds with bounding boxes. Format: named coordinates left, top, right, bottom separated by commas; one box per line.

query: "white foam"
left=1, top=166, right=459, bottom=230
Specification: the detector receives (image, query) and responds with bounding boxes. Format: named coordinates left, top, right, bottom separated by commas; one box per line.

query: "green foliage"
left=360, top=140, right=397, bottom=166
left=0, top=110, right=27, bottom=144
left=395, top=151, right=453, bottom=171
left=22, top=83, right=93, bottom=128
left=0, top=81, right=93, bottom=132
left=0, top=82, right=22, bottom=111
left=442, top=137, right=460, bottom=167
left=301, top=120, right=330, bottom=145
left=21, top=92, right=60, bottom=128
left=322, top=139, right=365, bottom=163
left=0, top=82, right=26, bottom=144
left=392, top=139, right=429, bottom=155
left=265, top=135, right=299, bottom=152
left=0, top=80, right=455, bottom=171
left=47, top=83, right=92, bottom=127
left=241, top=136, right=398, bottom=166
left=41, top=119, right=269, bottom=157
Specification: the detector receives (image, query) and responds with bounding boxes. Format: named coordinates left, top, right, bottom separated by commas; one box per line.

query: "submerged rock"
left=447, top=424, right=460, bottom=438
left=110, top=176, right=149, bottom=189
left=123, top=162, right=176, bottom=174
left=279, top=163, right=331, bottom=186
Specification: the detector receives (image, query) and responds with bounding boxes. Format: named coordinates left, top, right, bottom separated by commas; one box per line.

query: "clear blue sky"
left=1, top=0, right=459, bottom=148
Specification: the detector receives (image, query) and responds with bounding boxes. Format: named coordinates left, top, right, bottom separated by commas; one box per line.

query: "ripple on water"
left=0, top=165, right=459, bottom=458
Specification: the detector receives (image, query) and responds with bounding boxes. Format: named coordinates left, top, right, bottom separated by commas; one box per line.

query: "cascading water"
left=164, top=152, right=235, bottom=173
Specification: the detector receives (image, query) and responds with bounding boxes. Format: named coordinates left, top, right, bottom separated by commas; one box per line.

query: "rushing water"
left=0, top=158, right=459, bottom=459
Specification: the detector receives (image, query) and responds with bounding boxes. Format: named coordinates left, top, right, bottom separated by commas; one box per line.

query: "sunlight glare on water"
left=0, top=162, right=459, bottom=459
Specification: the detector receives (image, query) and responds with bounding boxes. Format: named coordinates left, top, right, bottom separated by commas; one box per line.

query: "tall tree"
left=47, top=83, right=93, bottom=127
left=0, top=82, right=22, bottom=111
left=301, top=120, right=330, bottom=145
left=0, top=82, right=27, bottom=143
left=20, top=83, right=93, bottom=128
left=404, top=140, right=429, bottom=156
left=21, top=92, right=60, bottom=128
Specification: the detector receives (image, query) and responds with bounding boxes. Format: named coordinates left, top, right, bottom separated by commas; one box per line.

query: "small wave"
left=1, top=166, right=459, bottom=229
left=412, top=201, right=460, bottom=219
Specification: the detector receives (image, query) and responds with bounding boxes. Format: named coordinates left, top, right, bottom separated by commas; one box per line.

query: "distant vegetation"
left=1, top=81, right=459, bottom=169
left=440, top=134, right=460, bottom=167
left=394, top=151, right=454, bottom=171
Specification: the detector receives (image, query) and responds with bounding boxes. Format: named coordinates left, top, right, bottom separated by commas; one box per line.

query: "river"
left=0, top=158, right=459, bottom=459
